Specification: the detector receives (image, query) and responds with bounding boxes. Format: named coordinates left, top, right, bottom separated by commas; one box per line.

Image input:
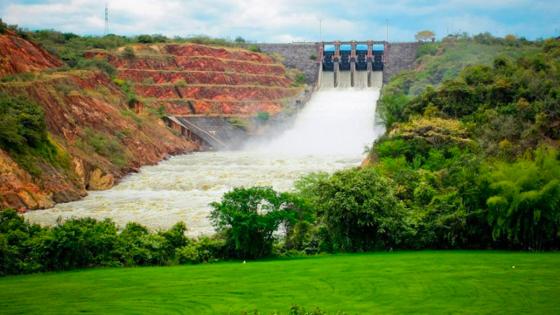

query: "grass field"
left=1, top=251, right=559, bottom=314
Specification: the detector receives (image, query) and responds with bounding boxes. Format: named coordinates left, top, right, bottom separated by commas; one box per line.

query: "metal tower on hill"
left=104, top=3, right=109, bottom=35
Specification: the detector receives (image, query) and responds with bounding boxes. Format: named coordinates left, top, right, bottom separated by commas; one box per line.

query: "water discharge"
left=25, top=73, right=384, bottom=236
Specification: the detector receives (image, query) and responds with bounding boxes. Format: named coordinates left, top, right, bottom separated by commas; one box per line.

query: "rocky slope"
left=0, top=33, right=196, bottom=211
left=86, top=43, right=303, bottom=116
left=0, top=30, right=62, bottom=77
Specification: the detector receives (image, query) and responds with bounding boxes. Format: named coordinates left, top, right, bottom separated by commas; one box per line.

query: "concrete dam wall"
left=257, top=43, right=320, bottom=85
left=383, top=42, right=419, bottom=83
left=258, top=42, right=418, bottom=86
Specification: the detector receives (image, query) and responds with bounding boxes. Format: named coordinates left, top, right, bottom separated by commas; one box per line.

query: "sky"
left=1, top=0, right=559, bottom=42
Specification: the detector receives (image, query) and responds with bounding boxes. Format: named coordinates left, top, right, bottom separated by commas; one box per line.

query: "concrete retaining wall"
left=257, top=43, right=319, bottom=85
left=383, top=43, right=419, bottom=83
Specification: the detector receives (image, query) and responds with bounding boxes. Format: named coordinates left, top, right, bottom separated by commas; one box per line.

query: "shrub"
left=210, top=187, right=300, bottom=259
left=308, top=168, right=411, bottom=251
left=176, top=236, right=226, bottom=264
left=35, top=218, right=121, bottom=270
left=122, top=46, right=135, bottom=59
left=116, top=222, right=170, bottom=266
left=0, top=19, right=7, bottom=34
left=174, top=79, right=187, bottom=87
left=248, top=44, right=261, bottom=53
left=76, top=59, right=116, bottom=77
left=255, top=111, right=270, bottom=123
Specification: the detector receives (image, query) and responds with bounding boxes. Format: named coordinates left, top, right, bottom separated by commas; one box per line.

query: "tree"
left=486, top=147, right=560, bottom=249
left=210, top=187, right=300, bottom=259
left=415, top=30, right=436, bottom=42
left=310, top=168, right=411, bottom=251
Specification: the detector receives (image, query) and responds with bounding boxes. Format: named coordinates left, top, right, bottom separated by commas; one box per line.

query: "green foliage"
left=136, top=34, right=167, bottom=44
left=0, top=93, right=63, bottom=175
left=255, top=111, right=270, bottom=123
left=76, top=58, right=116, bottom=77
left=176, top=236, right=226, bottom=264
left=210, top=187, right=301, bottom=259
left=0, top=19, right=7, bottom=34
left=247, top=44, right=262, bottom=53
left=486, top=147, right=560, bottom=249
left=122, top=46, right=135, bottom=59
left=293, top=73, right=307, bottom=87
left=416, top=42, right=439, bottom=58
left=83, top=128, right=127, bottom=167
left=301, top=168, right=411, bottom=251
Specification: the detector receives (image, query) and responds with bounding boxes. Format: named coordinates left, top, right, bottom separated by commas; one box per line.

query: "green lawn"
left=1, top=251, right=559, bottom=314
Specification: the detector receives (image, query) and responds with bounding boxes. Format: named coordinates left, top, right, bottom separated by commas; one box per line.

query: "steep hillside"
left=0, top=30, right=62, bottom=77
left=0, top=33, right=195, bottom=211
left=86, top=43, right=303, bottom=116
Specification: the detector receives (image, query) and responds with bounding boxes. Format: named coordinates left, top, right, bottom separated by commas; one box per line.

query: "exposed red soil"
left=0, top=33, right=62, bottom=77
left=87, top=43, right=301, bottom=116
left=152, top=99, right=285, bottom=116
left=118, top=69, right=291, bottom=87
left=165, top=44, right=275, bottom=63
left=135, top=85, right=299, bottom=101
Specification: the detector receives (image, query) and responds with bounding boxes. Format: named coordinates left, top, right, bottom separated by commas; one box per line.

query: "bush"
left=255, top=111, right=270, bottom=123
left=35, top=218, right=120, bottom=271
left=122, top=46, right=135, bottom=59
left=306, top=168, right=411, bottom=251
left=76, top=59, right=116, bottom=77
left=210, top=187, right=301, bottom=259
left=176, top=236, right=225, bottom=264
left=248, top=44, right=261, bottom=53
left=0, top=19, right=7, bottom=34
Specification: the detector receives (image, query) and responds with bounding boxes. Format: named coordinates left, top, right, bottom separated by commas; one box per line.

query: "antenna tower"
left=104, top=3, right=109, bottom=35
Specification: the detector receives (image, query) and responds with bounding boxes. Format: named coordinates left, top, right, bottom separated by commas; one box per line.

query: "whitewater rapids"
left=25, top=76, right=384, bottom=236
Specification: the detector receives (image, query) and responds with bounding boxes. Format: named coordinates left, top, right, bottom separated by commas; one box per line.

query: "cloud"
left=1, top=0, right=559, bottom=42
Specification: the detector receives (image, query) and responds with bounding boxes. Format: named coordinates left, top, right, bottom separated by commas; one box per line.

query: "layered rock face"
left=87, top=44, right=303, bottom=116
left=0, top=34, right=196, bottom=211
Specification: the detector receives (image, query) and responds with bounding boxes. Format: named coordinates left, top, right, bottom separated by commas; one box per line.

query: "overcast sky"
left=1, top=0, right=559, bottom=42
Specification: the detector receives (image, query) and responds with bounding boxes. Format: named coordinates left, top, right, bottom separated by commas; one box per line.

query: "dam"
left=24, top=46, right=386, bottom=236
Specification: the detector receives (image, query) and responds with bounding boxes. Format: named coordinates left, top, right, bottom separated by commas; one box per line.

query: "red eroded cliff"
left=0, top=34, right=196, bottom=211
left=0, top=32, right=62, bottom=77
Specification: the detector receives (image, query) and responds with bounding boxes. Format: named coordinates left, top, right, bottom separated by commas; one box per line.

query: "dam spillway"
left=24, top=71, right=384, bottom=236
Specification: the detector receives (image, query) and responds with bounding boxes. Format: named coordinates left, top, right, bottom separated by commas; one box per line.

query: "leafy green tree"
left=310, top=168, right=411, bottom=251
left=486, top=147, right=560, bottom=249
left=210, top=187, right=299, bottom=259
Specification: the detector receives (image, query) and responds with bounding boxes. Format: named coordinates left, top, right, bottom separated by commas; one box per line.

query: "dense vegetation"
left=0, top=94, right=68, bottom=175
left=1, top=252, right=559, bottom=314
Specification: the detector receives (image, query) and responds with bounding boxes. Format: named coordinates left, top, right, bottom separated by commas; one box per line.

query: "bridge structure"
left=318, top=41, right=386, bottom=88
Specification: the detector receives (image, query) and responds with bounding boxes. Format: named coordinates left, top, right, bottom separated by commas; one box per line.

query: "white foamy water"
left=25, top=77, right=384, bottom=236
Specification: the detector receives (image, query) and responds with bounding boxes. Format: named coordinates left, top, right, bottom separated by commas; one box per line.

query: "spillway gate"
left=319, top=41, right=385, bottom=88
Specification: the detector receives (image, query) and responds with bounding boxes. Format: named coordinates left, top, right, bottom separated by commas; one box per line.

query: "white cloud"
left=1, top=0, right=558, bottom=41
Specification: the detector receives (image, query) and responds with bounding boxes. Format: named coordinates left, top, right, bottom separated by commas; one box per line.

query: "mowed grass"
left=1, top=251, right=559, bottom=314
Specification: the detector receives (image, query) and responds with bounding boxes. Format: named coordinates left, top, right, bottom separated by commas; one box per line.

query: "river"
left=25, top=75, right=384, bottom=236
